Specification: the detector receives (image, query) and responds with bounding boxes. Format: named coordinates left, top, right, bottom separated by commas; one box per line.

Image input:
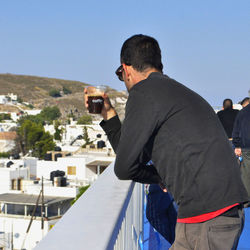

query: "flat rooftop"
left=0, top=193, right=72, bottom=206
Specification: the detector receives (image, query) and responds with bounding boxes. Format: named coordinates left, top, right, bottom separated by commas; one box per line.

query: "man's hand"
left=159, top=182, right=167, bottom=193
left=235, top=147, right=242, bottom=157
left=84, top=88, right=117, bottom=121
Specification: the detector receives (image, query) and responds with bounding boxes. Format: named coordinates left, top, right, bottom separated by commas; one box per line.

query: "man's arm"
left=232, top=114, right=242, bottom=156
left=100, top=115, right=121, bottom=152
left=114, top=89, right=162, bottom=184
left=100, top=113, right=161, bottom=184
left=88, top=88, right=161, bottom=184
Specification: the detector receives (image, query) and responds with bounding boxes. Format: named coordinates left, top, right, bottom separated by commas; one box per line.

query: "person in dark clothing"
left=233, top=98, right=250, bottom=206
left=217, top=98, right=239, bottom=139
left=85, top=34, right=248, bottom=249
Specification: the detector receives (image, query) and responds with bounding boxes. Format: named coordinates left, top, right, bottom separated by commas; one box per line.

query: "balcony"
left=35, top=162, right=250, bottom=250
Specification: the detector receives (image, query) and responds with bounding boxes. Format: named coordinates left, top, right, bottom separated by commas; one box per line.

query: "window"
left=67, top=166, right=76, bottom=175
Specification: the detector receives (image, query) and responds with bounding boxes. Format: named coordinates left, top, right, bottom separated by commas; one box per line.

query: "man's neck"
left=135, top=68, right=161, bottom=83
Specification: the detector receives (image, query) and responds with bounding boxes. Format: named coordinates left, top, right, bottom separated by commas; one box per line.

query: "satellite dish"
left=14, top=233, right=20, bottom=238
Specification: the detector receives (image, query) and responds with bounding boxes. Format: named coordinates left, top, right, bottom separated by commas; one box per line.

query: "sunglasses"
left=115, top=65, right=124, bottom=81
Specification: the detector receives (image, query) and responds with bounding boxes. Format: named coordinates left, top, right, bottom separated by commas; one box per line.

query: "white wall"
left=0, top=215, right=57, bottom=250
left=23, top=157, right=38, bottom=178
left=36, top=157, right=87, bottom=181
left=0, top=96, right=8, bottom=104
left=56, top=124, right=109, bottom=146
left=25, top=109, right=42, bottom=116
left=0, top=139, right=16, bottom=152
left=0, top=168, right=28, bottom=194
left=0, top=121, right=17, bottom=131
left=9, top=168, right=28, bottom=180
left=24, top=181, right=77, bottom=198
left=0, top=170, right=11, bottom=194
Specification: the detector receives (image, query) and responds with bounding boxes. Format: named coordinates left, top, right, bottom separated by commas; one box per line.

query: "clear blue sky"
left=1, top=0, right=249, bottom=106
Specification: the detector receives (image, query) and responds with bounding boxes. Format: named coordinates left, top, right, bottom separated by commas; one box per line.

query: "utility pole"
left=41, top=177, right=45, bottom=232
left=21, top=190, right=42, bottom=249
left=11, top=221, right=13, bottom=250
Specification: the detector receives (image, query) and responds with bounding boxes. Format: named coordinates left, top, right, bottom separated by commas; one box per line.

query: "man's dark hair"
left=223, top=99, right=233, bottom=109
left=120, top=34, right=163, bottom=72
left=240, top=97, right=250, bottom=106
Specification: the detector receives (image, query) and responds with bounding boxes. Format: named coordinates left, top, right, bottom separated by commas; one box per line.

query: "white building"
left=0, top=124, right=115, bottom=249
left=0, top=96, right=8, bottom=105
left=0, top=193, right=72, bottom=250
left=0, top=131, right=17, bottom=152
left=24, top=109, right=42, bottom=116
left=44, top=121, right=114, bottom=154
left=7, top=93, right=17, bottom=102
left=0, top=158, right=39, bottom=194
left=0, top=161, right=29, bottom=194
left=0, top=158, right=78, bottom=250
left=37, top=153, right=115, bottom=186
left=0, top=121, right=17, bottom=132
left=0, top=160, right=29, bottom=194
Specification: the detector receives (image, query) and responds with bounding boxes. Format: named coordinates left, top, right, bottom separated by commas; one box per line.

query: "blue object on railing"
left=139, top=232, right=144, bottom=250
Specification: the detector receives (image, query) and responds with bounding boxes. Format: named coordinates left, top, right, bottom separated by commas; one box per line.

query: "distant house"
left=0, top=131, right=17, bottom=152
left=0, top=193, right=73, bottom=250
left=24, top=109, right=42, bottom=116
left=0, top=96, right=8, bottom=105
left=7, top=93, right=17, bottom=102
left=37, top=153, right=115, bottom=186
left=0, top=162, right=29, bottom=194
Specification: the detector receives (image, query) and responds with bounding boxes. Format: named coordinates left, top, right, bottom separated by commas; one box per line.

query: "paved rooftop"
left=0, top=193, right=72, bottom=206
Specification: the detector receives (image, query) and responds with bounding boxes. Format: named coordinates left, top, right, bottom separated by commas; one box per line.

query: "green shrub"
left=62, top=86, right=72, bottom=95
left=77, top=115, right=92, bottom=125
left=49, top=89, right=61, bottom=98
left=0, top=152, right=10, bottom=158
left=71, top=185, right=90, bottom=205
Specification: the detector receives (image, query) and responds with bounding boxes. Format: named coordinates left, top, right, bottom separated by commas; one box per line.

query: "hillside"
left=0, top=73, right=128, bottom=119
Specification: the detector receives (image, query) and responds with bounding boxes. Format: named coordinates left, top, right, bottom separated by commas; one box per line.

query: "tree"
left=0, top=113, right=11, bottom=121
left=16, top=120, right=55, bottom=159
left=71, top=185, right=90, bottom=205
left=62, top=86, right=72, bottom=95
left=77, top=115, right=92, bottom=125
left=40, top=106, right=61, bottom=124
left=17, top=97, right=23, bottom=103
left=49, top=89, right=61, bottom=98
left=18, top=106, right=61, bottom=126
left=0, top=152, right=10, bottom=158
left=33, top=132, right=56, bottom=159
left=82, top=126, right=94, bottom=148
left=54, top=120, right=63, bottom=141
left=26, top=104, right=34, bottom=109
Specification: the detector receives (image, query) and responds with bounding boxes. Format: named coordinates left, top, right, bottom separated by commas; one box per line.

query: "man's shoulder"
left=135, top=73, right=179, bottom=93
left=217, top=110, right=224, bottom=115
left=239, top=105, right=250, bottom=116
left=217, top=109, right=239, bottom=116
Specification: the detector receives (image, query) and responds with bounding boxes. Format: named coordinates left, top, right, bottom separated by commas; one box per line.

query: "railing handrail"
left=35, top=162, right=136, bottom=250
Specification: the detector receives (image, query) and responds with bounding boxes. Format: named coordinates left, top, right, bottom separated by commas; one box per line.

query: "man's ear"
left=122, top=63, right=131, bottom=79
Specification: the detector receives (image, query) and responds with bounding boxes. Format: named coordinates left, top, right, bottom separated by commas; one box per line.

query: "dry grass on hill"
left=0, top=73, right=127, bottom=119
